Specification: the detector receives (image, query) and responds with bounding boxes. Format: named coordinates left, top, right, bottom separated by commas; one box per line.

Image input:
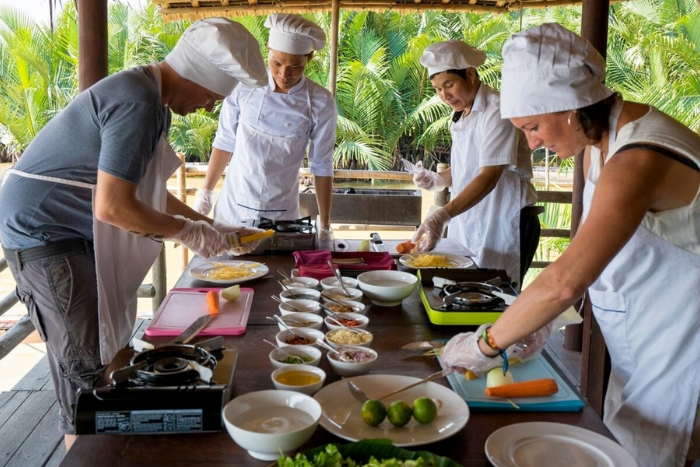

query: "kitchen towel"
left=294, top=249, right=396, bottom=279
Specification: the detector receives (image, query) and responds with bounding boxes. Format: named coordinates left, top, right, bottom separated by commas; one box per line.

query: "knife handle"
left=370, top=232, right=382, bottom=243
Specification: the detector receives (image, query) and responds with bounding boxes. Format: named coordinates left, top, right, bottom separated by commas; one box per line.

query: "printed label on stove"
left=95, top=410, right=203, bottom=433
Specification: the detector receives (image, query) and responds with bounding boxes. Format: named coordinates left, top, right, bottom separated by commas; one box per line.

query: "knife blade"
left=370, top=232, right=387, bottom=252
left=171, top=314, right=214, bottom=345
left=402, top=341, right=445, bottom=350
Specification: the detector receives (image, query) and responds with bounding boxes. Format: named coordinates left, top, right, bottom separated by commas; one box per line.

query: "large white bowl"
left=325, top=328, right=373, bottom=349
left=222, top=389, right=321, bottom=461
left=321, top=287, right=363, bottom=303
left=276, top=328, right=325, bottom=348
left=327, top=346, right=378, bottom=377
left=281, top=276, right=320, bottom=290
left=280, top=287, right=321, bottom=302
left=357, top=270, right=418, bottom=306
left=324, top=312, right=369, bottom=331
left=271, top=364, right=327, bottom=396
left=269, top=345, right=323, bottom=369
left=278, top=299, right=322, bottom=316
left=320, top=276, right=359, bottom=290
left=278, top=312, right=324, bottom=331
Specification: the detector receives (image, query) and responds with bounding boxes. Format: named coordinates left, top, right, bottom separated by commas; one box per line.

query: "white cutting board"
left=145, top=287, right=254, bottom=337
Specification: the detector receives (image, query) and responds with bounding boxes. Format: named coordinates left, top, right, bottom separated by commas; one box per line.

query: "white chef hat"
left=420, top=40, right=486, bottom=77
left=500, top=23, right=613, bottom=119
left=265, top=14, right=326, bottom=55
left=165, top=18, right=267, bottom=96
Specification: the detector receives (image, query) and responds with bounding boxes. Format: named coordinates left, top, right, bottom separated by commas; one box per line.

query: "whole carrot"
left=484, top=378, right=558, bottom=398
left=206, top=290, right=220, bottom=316
left=396, top=240, right=416, bottom=253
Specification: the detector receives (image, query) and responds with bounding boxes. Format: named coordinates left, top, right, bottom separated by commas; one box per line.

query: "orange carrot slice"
left=484, top=378, right=558, bottom=398
left=206, top=291, right=220, bottom=316
left=396, top=240, right=416, bottom=253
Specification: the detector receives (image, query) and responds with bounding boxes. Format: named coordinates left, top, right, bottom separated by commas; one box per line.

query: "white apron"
left=584, top=106, right=700, bottom=466
left=7, top=64, right=181, bottom=364
left=214, top=87, right=313, bottom=224
left=448, top=116, right=522, bottom=284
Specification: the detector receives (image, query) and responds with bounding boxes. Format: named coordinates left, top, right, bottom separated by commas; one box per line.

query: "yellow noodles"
left=406, top=254, right=455, bottom=268
left=204, top=263, right=258, bottom=280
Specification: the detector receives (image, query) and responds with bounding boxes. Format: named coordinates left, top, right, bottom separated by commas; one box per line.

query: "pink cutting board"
left=145, top=287, right=254, bottom=337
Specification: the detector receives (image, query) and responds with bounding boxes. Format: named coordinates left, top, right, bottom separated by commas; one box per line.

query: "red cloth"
left=293, top=250, right=396, bottom=279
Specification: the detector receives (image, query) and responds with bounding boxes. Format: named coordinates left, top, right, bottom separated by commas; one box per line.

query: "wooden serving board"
left=144, top=287, right=254, bottom=337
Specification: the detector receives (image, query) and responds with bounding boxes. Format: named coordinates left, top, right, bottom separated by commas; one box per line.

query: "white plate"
left=189, top=260, right=269, bottom=285
left=399, top=252, right=474, bottom=269
left=485, top=422, right=639, bottom=467
left=313, top=374, right=469, bottom=447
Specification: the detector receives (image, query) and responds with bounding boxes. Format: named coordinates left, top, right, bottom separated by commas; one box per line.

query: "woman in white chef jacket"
left=439, top=24, right=700, bottom=467
left=194, top=14, right=337, bottom=239
left=411, top=40, right=539, bottom=288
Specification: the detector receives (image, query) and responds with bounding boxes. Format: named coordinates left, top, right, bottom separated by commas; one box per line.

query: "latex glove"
left=193, top=188, right=215, bottom=216
left=212, top=220, right=264, bottom=256
left=509, top=321, right=555, bottom=362
left=318, top=224, right=334, bottom=242
left=412, top=207, right=451, bottom=252
left=440, top=324, right=504, bottom=376
left=167, top=215, right=227, bottom=258
left=412, top=162, right=446, bottom=191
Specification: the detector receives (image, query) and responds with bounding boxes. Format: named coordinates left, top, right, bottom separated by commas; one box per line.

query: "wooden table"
left=61, top=253, right=614, bottom=466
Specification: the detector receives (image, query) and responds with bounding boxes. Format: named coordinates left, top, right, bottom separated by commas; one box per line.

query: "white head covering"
left=265, top=14, right=326, bottom=55
left=165, top=18, right=267, bottom=96
left=500, top=23, right=614, bottom=118
left=420, top=40, right=486, bottom=77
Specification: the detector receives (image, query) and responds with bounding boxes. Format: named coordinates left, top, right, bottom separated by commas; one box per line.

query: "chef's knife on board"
left=171, top=314, right=214, bottom=345
left=370, top=232, right=387, bottom=252
left=402, top=340, right=445, bottom=350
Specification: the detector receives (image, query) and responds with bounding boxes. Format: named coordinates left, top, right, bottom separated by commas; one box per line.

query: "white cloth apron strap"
left=2, top=169, right=94, bottom=189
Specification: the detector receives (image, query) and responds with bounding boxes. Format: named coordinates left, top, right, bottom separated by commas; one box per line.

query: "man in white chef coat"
left=412, top=40, right=540, bottom=288
left=194, top=13, right=337, bottom=240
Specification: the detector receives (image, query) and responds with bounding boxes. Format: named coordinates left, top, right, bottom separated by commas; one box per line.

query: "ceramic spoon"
left=327, top=260, right=352, bottom=297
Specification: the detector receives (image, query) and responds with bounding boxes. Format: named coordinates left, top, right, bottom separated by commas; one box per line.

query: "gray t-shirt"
left=0, top=67, right=170, bottom=250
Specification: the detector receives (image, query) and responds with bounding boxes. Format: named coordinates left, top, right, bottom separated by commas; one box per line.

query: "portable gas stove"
left=240, top=216, right=317, bottom=254
left=74, top=338, right=237, bottom=435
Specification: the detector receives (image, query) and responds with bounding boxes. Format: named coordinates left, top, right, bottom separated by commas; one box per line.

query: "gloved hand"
left=212, top=220, right=264, bottom=256
left=412, top=162, right=446, bottom=191
left=412, top=207, right=451, bottom=251
left=318, top=224, right=334, bottom=242
left=167, top=215, right=228, bottom=258
left=193, top=188, right=215, bottom=216
left=440, top=324, right=505, bottom=376
left=510, top=321, right=555, bottom=362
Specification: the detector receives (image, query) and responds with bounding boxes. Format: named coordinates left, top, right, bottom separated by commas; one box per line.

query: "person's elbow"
left=93, top=199, right=129, bottom=227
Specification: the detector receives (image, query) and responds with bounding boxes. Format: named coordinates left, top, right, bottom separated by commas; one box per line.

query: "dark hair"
left=576, top=93, right=621, bottom=143
left=429, top=69, right=468, bottom=81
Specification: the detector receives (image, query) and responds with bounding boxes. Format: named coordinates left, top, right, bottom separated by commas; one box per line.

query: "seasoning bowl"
left=278, top=299, right=322, bottom=316
left=276, top=328, right=325, bottom=348
left=357, top=270, right=418, bottom=306
left=222, top=389, right=321, bottom=461
left=321, top=300, right=367, bottom=316
left=323, top=312, right=369, bottom=331
left=271, top=364, right=326, bottom=396
left=327, top=346, right=379, bottom=377
left=325, top=328, right=373, bottom=349
left=269, top=345, right=323, bottom=369
left=281, top=276, right=320, bottom=290
left=320, top=276, right=359, bottom=290
left=277, top=312, right=323, bottom=331
left=280, top=287, right=321, bottom=302
left=321, top=287, right=363, bottom=303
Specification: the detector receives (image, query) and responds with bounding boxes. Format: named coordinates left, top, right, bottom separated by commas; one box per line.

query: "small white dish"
left=278, top=312, right=323, bottom=331
left=327, top=346, right=378, bottom=377
left=276, top=328, right=325, bottom=348
left=320, top=276, right=359, bottom=290
left=269, top=345, right=322, bottom=369
left=281, top=277, right=320, bottom=290
left=278, top=299, right=322, bottom=316
left=324, top=312, right=369, bottom=331
left=325, top=328, right=373, bottom=349
left=280, top=287, right=321, bottom=302
left=321, top=287, right=363, bottom=303
left=321, top=300, right=367, bottom=316
left=357, top=270, right=418, bottom=306
left=271, top=364, right=326, bottom=396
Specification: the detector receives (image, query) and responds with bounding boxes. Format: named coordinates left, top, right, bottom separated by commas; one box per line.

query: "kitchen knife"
left=402, top=341, right=446, bottom=350
left=171, top=314, right=214, bottom=345
left=369, top=232, right=387, bottom=252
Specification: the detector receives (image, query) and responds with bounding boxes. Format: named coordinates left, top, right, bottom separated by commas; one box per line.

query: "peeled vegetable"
left=206, top=290, right=220, bottom=315
left=221, top=284, right=241, bottom=302
left=485, top=368, right=514, bottom=388
left=485, top=378, right=559, bottom=398
left=357, top=239, right=371, bottom=252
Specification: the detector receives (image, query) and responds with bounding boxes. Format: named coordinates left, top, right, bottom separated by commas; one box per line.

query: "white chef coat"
left=448, top=84, right=537, bottom=284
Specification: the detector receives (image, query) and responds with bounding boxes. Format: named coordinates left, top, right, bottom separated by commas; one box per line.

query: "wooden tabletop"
left=61, top=253, right=613, bottom=467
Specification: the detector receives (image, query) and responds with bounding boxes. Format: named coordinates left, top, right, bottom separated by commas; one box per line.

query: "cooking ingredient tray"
left=440, top=354, right=584, bottom=412
left=145, top=287, right=254, bottom=337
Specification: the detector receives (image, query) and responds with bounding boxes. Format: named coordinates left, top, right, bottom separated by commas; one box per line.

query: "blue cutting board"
left=440, top=355, right=584, bottom=412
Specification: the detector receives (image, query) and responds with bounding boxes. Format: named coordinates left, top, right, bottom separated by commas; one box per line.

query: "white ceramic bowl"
left=321, top=300, right=367, bottom=316
left=357, top=270, right=418, bottom=306
left=323, top=312, right=369, bottom=331
left=269, top=345, right=323, bottom=369
left=325, top=328, right=373, bottom=349
left=271, top=364, right=326, bottom=396
left=280, top=287, right=321, bottom=302
left=327, top=345, right=378, bottom=377
left=276, top=328, right=325, bottom=348
left=278, top=312, right=323, bottom=331
left=281, top=276, right=320, bottom=290
left=222, top=389, right=321, bottom=461
left=278, top=299, right=322, bottom=316
left=321, top=287, right=363, bottom=303
left=320, top=276, right=359, bottom=290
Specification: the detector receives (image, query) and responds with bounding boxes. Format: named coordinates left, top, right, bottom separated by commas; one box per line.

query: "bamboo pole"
left=329, top=0, right=340, bottom=96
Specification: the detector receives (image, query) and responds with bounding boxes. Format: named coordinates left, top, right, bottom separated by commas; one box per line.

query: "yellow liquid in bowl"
left=275, top=371, right=321, bottom=386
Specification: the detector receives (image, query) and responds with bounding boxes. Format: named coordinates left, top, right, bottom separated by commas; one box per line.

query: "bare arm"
left=443, top=165, right=505, bottom=218
left=314, top=176, right=333, bottom=228
left=201, top=147, right=232, bottom=191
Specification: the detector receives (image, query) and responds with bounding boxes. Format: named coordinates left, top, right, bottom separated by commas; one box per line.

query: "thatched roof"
left=152, top=0, right=610, bottom=21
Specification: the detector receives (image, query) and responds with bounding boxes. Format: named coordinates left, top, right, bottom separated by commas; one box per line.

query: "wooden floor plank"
left=0, top=391, right=30, bottom=431
left=44, top=443, right=66, bottom=467
left=5, top=401, right=62, bottom=467
left=0, top=391, right=55, bottom=467
left=12, top=357, right=51, bottom=391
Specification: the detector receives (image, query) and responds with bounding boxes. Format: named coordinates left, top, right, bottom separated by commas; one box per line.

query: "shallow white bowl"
left=278, top=312, right=323, bottom=331
left=320, top=276, right=359, bottom=290
left=324, top=312, right=369, bottom=331
left=278, top=299, right=322, bottom=316
left=276, top=328, right=325, bottom=348
left=281, top=277, right=320, bottom=290
left=321, top=300, right=367, bottom=316
left=321, top=287, right=363, bottom=303
left=271, top=364, right=327, bottom=396
left=357, top=270, right=418, bottom=306
left=222, top=389, right=321, bottom=461
left=325, top=328, right=373, bottom=349
left=269, top=345, right=323, bottom=369
left=280, top=287, right=321, bottom=302
left=327, top=346, right=378, bottom=377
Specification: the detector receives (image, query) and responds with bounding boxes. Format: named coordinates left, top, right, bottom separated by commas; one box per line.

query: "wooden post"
left=77, top=0, right=108, bottom=92
left=328, top=0, right=340, bottom=96
left=152, top=245, right=167, bottom=312
left=177, top=153, right=189, bottom=270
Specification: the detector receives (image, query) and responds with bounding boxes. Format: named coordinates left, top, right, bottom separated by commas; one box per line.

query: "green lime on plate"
left=360, top=399, right=386, bottom=426
left=386, top=400, right=412, bottom=427
left=412, top=397, right=438, bottom=424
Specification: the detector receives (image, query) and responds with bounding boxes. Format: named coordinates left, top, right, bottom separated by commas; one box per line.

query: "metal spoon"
left=277, top=267, right=295, bottom=284
left=266, top=315, right=299, bottom=336
left=263, top=339, right=304, bottom=364
left=314, top=338, right=351, bottom=362
left=347, top=368, right=454, bottom=403
left=328, top=260, right=351, bottom=297
left=323, top=295, right=361, bottom=313
left=325, top=315, right=364, bottom=334
left=271, top=295, right=304, bottom=312
left=278, top=280, right=297, bottom=298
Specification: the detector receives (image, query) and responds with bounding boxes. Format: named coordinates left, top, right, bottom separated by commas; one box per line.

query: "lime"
left=386, top=400, right=412, bottom=427
left=360, top=399, right=387, bottom=427
left=412, top=397, right=438, bottom=424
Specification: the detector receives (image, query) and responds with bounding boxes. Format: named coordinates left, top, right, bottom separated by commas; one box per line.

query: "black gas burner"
left=441, top=282, right=506, bottom=311
left=124, top=345, right=217, bottom=386
left=257, top=216, right=313, bottom=233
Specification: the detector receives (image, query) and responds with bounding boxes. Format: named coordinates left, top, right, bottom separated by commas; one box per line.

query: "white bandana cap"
left=420, top=40, right=486, bottom=77
left=265, top=14, right=326, bottom=55
left=165, top=18, right=267, bottom=96
left=500, top=23, right=613, bottom=119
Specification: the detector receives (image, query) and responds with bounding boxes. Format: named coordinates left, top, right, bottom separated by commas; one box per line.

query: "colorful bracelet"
left=481, top=326, right=509, bottom=375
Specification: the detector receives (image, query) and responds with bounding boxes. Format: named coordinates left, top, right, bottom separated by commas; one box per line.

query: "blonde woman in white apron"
left=439, top=23, right=700, bottom=467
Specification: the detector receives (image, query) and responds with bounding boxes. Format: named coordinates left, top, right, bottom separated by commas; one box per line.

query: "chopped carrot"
left=485, top=378, right=558, bottom=398
left=206, top=291, right=220, bottom=316
left=396, top=240, right=416, bottom=253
